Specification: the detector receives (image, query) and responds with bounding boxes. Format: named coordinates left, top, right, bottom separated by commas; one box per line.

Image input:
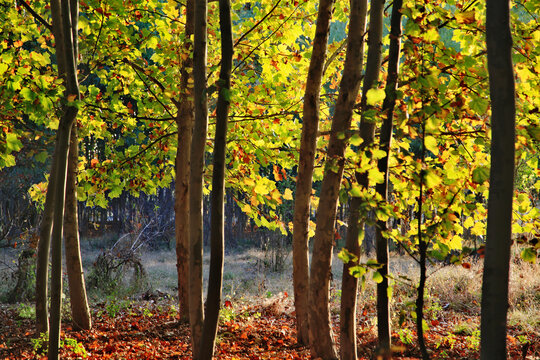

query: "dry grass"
left=2, top=237, right=532, bottom=333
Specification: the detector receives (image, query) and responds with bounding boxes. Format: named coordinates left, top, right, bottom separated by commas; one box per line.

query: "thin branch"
left=233, top=0, right=283, bottom=48
left=19, top=0, right=52, bottom=31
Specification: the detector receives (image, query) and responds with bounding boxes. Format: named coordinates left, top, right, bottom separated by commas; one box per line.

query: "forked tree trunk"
left=373, top=1, right=402, bottom=359
left=292, top=0, right=334, bottom=346
left=480, top=1, right=516, bottom=359
left=189, top=0, right=208, bottom=357
left=64, top=126, right=92, bottom=331
left=339, top=0, right=383, bottom=358
left=175, top=0, right=194, bottom=323
left=199, top=0, right=233, bottom=357
left=48, top=0, right=80, bottom=358
left=309, top=0, right=367, bottom=357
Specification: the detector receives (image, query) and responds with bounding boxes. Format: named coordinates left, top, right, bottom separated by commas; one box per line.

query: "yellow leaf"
left=283, top=188, right=293, bottom=200
left=455, top=10, right=476, bottom=24
left=366, top=88, right=386, bottom=106
left=254, top=182, right=269, bottom=195
left=424, top=136, right=438, bottom=155
left=67, top=94, right=78, bottom=102
left=242, top=204, right=252, bottom=214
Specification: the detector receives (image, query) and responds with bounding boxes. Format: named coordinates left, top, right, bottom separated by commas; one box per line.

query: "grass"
left=2, top=235, right=538, bottom=337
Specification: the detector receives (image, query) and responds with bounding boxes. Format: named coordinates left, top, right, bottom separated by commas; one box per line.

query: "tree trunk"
left=35, top=0, right=70, bottom=335
left=189, top=0, right=208, bottom=356
left=175, top=0, right=194, bottom=324
left=48, top=0, right=80, bottom=358
left=64, top=126, right=92, bottom=331
left=339, top=195, right=362, bottom=360
left=339, top=0, right=382, bottom=358
left=309, top=0, right=367, bottom=357
left=199, top=0, right=232, bottom=357
left=292, top=0, right=334, bottom=346
left=373, top=1, right=402, bottom=359
left=415, top=123, right=429, bottom=360
left=35, top=150, right=57, bottom=334
left=480, top=1, right=516, bottom=359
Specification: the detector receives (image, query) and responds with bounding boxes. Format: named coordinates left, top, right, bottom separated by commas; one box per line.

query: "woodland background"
left=0, top=0, right=539, bottom=359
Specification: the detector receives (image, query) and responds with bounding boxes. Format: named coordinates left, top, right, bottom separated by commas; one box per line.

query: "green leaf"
left=338, top=248, right=358, bottom=264
left=350, top=133, right=363, bottom=146
left=20, top=87, right=35, bottom=101
left=366, top=88, right=386, bottom=106
left=424, top=170, right=442, bottom=188
left=373, top=271, right=383, bottom=283
left=6, top=133, right=22, bottom=152
left=520, top=247, right=537, bottom=264
left=349, top=265, right=366, bottom=278
left=35, top=151, right=48, bottom=163
left=472, top=166, right=490, bottom=184
left=469, top=96, right=489, bottom=114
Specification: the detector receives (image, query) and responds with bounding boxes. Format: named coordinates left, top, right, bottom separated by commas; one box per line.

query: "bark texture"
left=175, top=0, right=194, bottom=323
left=35, top=152, right=57, bottom=334
left=189, top=0, right=208, bottom=356
left=339, top=0, right=383, bottom=357
left=64, top=126, right=92, bottom=331
left=48, top=1, right=80, bottom=358
left=416, top=124, right=429, bottom=360
left=373, top=1, right=402, bottom=358
left=480, top=0, right=516, bottom=359
left=199, top=0, right=233, bottom=357
left=292, top=0, right=335, bottom=346
left=308, top=0, right=367, bottom=357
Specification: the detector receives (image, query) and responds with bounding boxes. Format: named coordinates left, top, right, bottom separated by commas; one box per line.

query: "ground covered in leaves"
left=1, top=296, right=538, bottom=359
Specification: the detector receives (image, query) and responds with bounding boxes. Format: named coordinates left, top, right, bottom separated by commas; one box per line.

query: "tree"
left=47, top=0, right=81, bottom=358
left=64, top=126, right=92, bottom=331
left=199, top=0, right=233, bottom=356
left=373, top=1, right=403, bottom=358
left=339, top=0, right=384, bottom=358
left=189, top=0, right=208, bottom=356
left=308, top=0, right=367, bottom=357
left=175, top=0, right=194, bottom=324
left=292, top=0, right=335, bottom=346
left=480, top=0, right=516, bottom=358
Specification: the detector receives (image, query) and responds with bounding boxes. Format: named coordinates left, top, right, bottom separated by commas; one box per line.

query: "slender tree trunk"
left=309, top=0, right=367, bottom=357
left=373, top=2, right=402, bottom=359
left=480, top=1, right=515, bottom=359
left=189, top=0, right=208, bottom=356
left=199, top=0, right=232, bottom=357
left=63, top=0, right=90, bottom=332
left=339, top=195, right=361, bottom=360
left=175, top=0, right=194, bottom=324
left=49, top=120, right=75, bottom=360
left=415, top=122, right=429, bottom=360
left=35, top=152, right=57, bottom=334
left=292, top=0, right=334, bottom=346
left=64, top=126, right=92, bottom=331
left=48, top=0, right=80, bottom=358
left=339, top=0, right=382, bottom=358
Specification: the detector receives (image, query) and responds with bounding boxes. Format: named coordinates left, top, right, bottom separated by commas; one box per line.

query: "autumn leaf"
left=455, top=10, right=476, bottom=25
left=283, top=188, right=293, bottom=200
left=366, top=88, right=386, bottom=106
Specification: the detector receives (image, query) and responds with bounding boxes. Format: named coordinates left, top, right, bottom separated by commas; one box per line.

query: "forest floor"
left=1, top=296, right=538, bottom=359
left=0, top=241, right=539, bottom=359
